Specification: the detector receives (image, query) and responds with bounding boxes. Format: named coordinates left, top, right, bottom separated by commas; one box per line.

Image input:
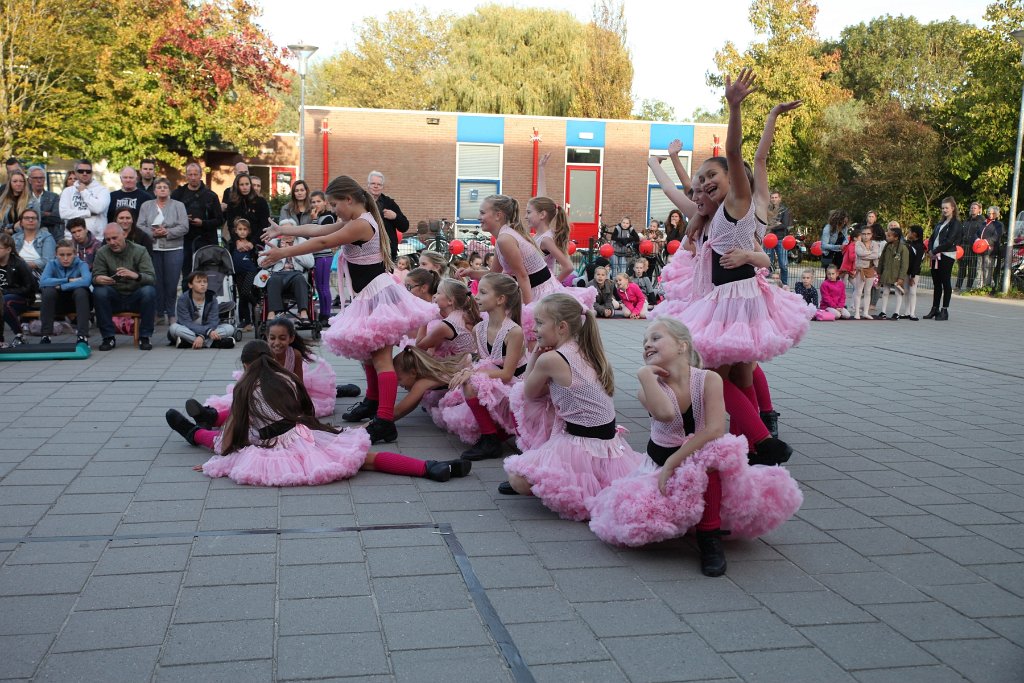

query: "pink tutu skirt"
left=323, top=273, right=439, bottom=360
left=205, top=357, right=337, bottom=419
left=679, top=274, right=814, bottom=367
left=503, top=427, right=646, bottom=522
left=658, top=250, right=696, bottom=302
left=201, top=425, right=369, bottom=487
left=508, top=383, right=559, bottom=452
left=432, top=365, right=519, bottom=444
left=522, top=278, right=598, bottom=342
left=588, top=434, right=802, bottom=546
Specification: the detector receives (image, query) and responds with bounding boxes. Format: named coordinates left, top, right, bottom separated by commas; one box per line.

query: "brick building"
left=300, top=107, right=726, bottom=243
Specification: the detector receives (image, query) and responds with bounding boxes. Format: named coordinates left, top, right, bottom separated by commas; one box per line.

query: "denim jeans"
left=768, top=242, right=789, bottom=285
left=93, top=285, right=156, bottom=338
left=152, top=248, right=184, bottom=317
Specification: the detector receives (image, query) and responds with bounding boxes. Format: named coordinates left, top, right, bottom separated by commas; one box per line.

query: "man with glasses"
left=92, top=223, right=156, bottom=351
left=26, top=166, right=62, bottom=241
left=59, top=159, right=110, bottom=240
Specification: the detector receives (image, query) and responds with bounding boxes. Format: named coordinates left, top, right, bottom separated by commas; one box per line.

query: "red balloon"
left=972, top=238, right=989, bottom=254
left=599, top=243, right=614, bottom=258
left=449, top=239, right=465, bottom=255
left=395, top=231, right=403, bottom=243
left=810, top=240, right=823, bottom=256
left=782, top=235, right=797, bottom=250
left=763, top=233, right=779, bottom=249
left=639, top=239, right=654, bottom=255
left=666, top=240, right=681, bottom=255
left=490, top=234, right=496, bottom=246
left=924, top=238, right=929, bottom=250
left=955, top=245, right=964, bottom=260
left=567, top=242, right=577, bottom=255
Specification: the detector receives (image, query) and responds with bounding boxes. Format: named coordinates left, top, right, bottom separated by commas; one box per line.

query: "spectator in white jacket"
left=266, top=229, right=314, bottom=319
left=58, top=160, right=110, bottom=240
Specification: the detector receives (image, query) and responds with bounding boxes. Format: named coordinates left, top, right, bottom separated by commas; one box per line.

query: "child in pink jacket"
left=819, top=265, right=851, bottom=318
left=615, top=272, right=648, bottom=319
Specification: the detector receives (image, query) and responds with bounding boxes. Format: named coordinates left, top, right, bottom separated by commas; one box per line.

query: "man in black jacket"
left=367, top=171, right=407, bottom=261
left=172, top=163, right=224, bottom=289
left=26, top=166, right=62, bottom=241
left=956, top=202, right=985, bottom=291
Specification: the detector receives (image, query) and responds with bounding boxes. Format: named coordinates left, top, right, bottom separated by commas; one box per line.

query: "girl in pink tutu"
left=416, top=278, right=480, bottom=359
left=165, top=341, right=471, bottom=486
left=526, top=196, right=596, bottom=304
left=193, top=317, right=336, bottom=420
left=441, top=273, right=526, bottom=460
left=260, top=175, right=438, bottom=445
left=391, top=345, right=472, bottom=424
left=588, top=319, right=802, bottom=576
left=501, top=293, right=646, bottom=521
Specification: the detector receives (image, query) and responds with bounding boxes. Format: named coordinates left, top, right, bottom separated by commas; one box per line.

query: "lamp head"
left=287, top=43, right=319, bottom=75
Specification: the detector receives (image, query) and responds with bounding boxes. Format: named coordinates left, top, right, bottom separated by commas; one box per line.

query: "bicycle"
left=424, top=219, right=454, bottom=254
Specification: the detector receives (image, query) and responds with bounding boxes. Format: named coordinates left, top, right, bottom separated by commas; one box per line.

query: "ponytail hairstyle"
left=650, top=318, right=703, bottom=369
left=438, top=278, right=482, bottom=328
left=324, top=175, right=392, bottom=271
left=267, top=316, right=315, bottom=363
left=534, top=293, right=614, bottom=395
left=392, top=345, right=471, bottom=386
left=220, top=341, right=338, bottom=455
left=405, top=267, right=441, bottom=296
left=484, top=194, right=542, bottom=254
left=480, top=272, right=522, bottom=326
left=528, top=196, right=570, bottom=253
left=417, top=250, right=452, bottom=278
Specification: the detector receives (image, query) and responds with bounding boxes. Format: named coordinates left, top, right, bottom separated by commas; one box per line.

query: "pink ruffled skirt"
left=522, top=279, right=598, bottom=341
left=205, top=356, right=337, bottom=419
left=323, top=273, right=439, bottom=360
left=508, top=383, right=559, bottom=452
left=588, top=433, right=803, bottom=546
left=201, top=426, right=369, bottom=487
left=503, top=427, right=646, bottom=522
left=658, top=249, right=696, bottom=303
left=432, top=367, right=519, bottom=444
left=678, top=274, right=814, bottom=367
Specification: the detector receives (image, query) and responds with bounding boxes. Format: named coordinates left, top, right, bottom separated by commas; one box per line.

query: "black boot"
left=498, top=481, right=520, bottom=495
left=461, top=433, right=504, bottom=461
left=342, top=399, right=378, bottom=422
left=760, top=410, right=780, bottom=439
left=696, top=529, right=730, bottom=577
left=749, top=437, right=792, bottom=466
left=185, top=399, right=219, bottom=429
left=424, top=459, right=473, bottom=482
left=923, top=307, right=939, bottom=319
left=165, top=409, right=199, bottom=446
left=937, top=308, right=949, bottom=320
left=366, top=417, right=397, bottom=444
left=336, top=384, right=361, bottom=398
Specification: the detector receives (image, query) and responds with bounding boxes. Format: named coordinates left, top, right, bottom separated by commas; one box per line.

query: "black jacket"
left=374, top=193, right=407, bottom=261
left=929, top=218, right=964, bottom=255
left=225, top=197, right=270, bottom=247
left=107, top=188, right=154, bottom=223
left=961, top=215, right=986, bottom=247
left=0, top=255, right=37, bottom=298
left=906, top=238, right=925, bottom=277
left=172, top=182, right=224, bottom=245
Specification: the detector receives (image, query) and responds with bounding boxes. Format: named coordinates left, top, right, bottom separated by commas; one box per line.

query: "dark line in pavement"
left=439, top=523, right=535, bottom=683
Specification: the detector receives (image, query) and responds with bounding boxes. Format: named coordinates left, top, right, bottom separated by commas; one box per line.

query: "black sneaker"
left=498, top=481, right=520, bottom=495
left=99, top=337, right=116, bottom=351
left=365, top=417, right=397, bottom=444
left=425, top=459, right=471, bottom=482
left=342, top=399, right=378, bottom=422
left=76, top=336, right=88, bottom=346
left=749, top=437, right=793, bottom=466
left=185, top=399, right=219, bottom=429
left=211, top=337, right=235, bottom=349
left=908, top=316, right=919, bottom=321
left=165, top=409, right=198, bottom=446
left=40, top=336, right=51, bottom=344
left=759, top=410, right=780, bottom=439
left=461, top=433, right=504, bottom=461
left=875, top=313, right=887, bottom=320
left=695, top=529, right=730, bottom=577
left=140, top=337, right=153, bottom=351
left=336, top=384, right=361, bottom=398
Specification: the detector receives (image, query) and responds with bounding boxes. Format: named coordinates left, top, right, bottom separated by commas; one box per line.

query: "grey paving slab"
left=52, top=605, right=173, bottom=652
left=174, top=584, right=277, bottom=624
left=277, top=632, right=390, bottom=680
left=161, top=618, right=274, bottom=665
left=390, top=645, right=513, bottom=683
left=602, top=633, right=735, bottom=682
left=724, top=648, right=856, bottom=683
left=799, top=622, right=938, bottom=669
left=154, top=659, right=273, bottom=683
left=37, top=645, right=161, bottom=683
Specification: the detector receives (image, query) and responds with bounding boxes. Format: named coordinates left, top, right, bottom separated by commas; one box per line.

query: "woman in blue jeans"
left=138, top=178, right=188, bottom=325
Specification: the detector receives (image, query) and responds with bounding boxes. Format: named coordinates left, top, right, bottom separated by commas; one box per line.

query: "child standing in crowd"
left=168, top=271, right=235, bottom=349
left=838, top=226, right=858, bottom=282
left=794, top=269, right=818, bottom=308
left=0, top=233, right=35, bottom=347
left=417, top=278, right=480, bottom=359
left=260, top=175, right=438, bottom=445
left=229, top=218, right=260, bottom=331
left=877, top=223, right=909, bottom=320
left=38, top=239, right=91, bottom=345
left=589, top=266, right=619, bottom=318
left=167, top=341, right=470, bottom=486
left=502, top=293, right=645, bottom=521
left=394, top=255, right=412, bottom=284
left=615, top=272, right=648, bottom=319
left=852, top=225, right=880, bottom=319
left=440, top=273, right=526, bottom=459
left=588, top=319, right=802, bottom=576
left=309, top=190, right=336, bottom=323
left=900, top=225, right=925, bottom=321
left=819, top=265, right=851, bottom=319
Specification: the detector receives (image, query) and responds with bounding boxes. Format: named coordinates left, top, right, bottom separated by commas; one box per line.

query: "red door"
left=564, top=165, right=602, bottom=244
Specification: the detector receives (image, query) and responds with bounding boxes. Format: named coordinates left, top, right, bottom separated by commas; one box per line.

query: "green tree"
left=688, top=106, right=728, bottom=123
left=637, top=99, right=675, bottom=121
left=572, top=0, right=634, bottom=119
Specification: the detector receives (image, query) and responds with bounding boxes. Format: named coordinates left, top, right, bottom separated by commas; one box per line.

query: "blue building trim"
left=566, top=120, right=606, bottom=148
left=649, top=124, right=694, bottom=151
left=456, top=178, right=500, bottom=225
left=457, top=116, right=505, bottom=144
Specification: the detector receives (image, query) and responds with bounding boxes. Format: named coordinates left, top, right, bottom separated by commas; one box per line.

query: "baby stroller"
left=192, top=244, right=244, bottom=343
left=254, top=267, right=322, bottom=341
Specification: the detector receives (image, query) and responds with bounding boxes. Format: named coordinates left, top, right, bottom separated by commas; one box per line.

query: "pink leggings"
left=194, top=408, right=230, bottom=450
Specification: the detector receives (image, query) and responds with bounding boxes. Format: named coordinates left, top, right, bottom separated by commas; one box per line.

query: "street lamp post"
left=1002, top=30, right=1024, bottom=294
left=288, top=42, right=319, bottom=181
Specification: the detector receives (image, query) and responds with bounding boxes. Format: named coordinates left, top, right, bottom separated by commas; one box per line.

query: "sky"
left=257, top=0, right=990, bottom=120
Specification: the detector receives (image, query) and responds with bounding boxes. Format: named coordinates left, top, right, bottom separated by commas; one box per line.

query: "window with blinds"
left=456, top=143, right=502, bottom=224
left=648, top=152, right=691, bottom=225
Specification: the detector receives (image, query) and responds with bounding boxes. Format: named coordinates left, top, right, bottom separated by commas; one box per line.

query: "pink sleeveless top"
left=498, top=225, right=548, bottom=276
left=342, top=212, right=381, bottom=266
left=649, top=368, right=707, bottom=448
left=548, top=341, right=616, bottom=427
left=709, top=202, right=759, bottom=256
left=474, top=317, right=527, bottom=372
left=432, top=311, right=475, bottom=358
left=534, top=231, right=558, bottom=273
left=281, top=346, right=299, bottom=374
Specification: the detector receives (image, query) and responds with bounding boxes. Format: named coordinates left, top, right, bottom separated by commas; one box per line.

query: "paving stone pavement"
left=0, top=294, right=1023, bottom=682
